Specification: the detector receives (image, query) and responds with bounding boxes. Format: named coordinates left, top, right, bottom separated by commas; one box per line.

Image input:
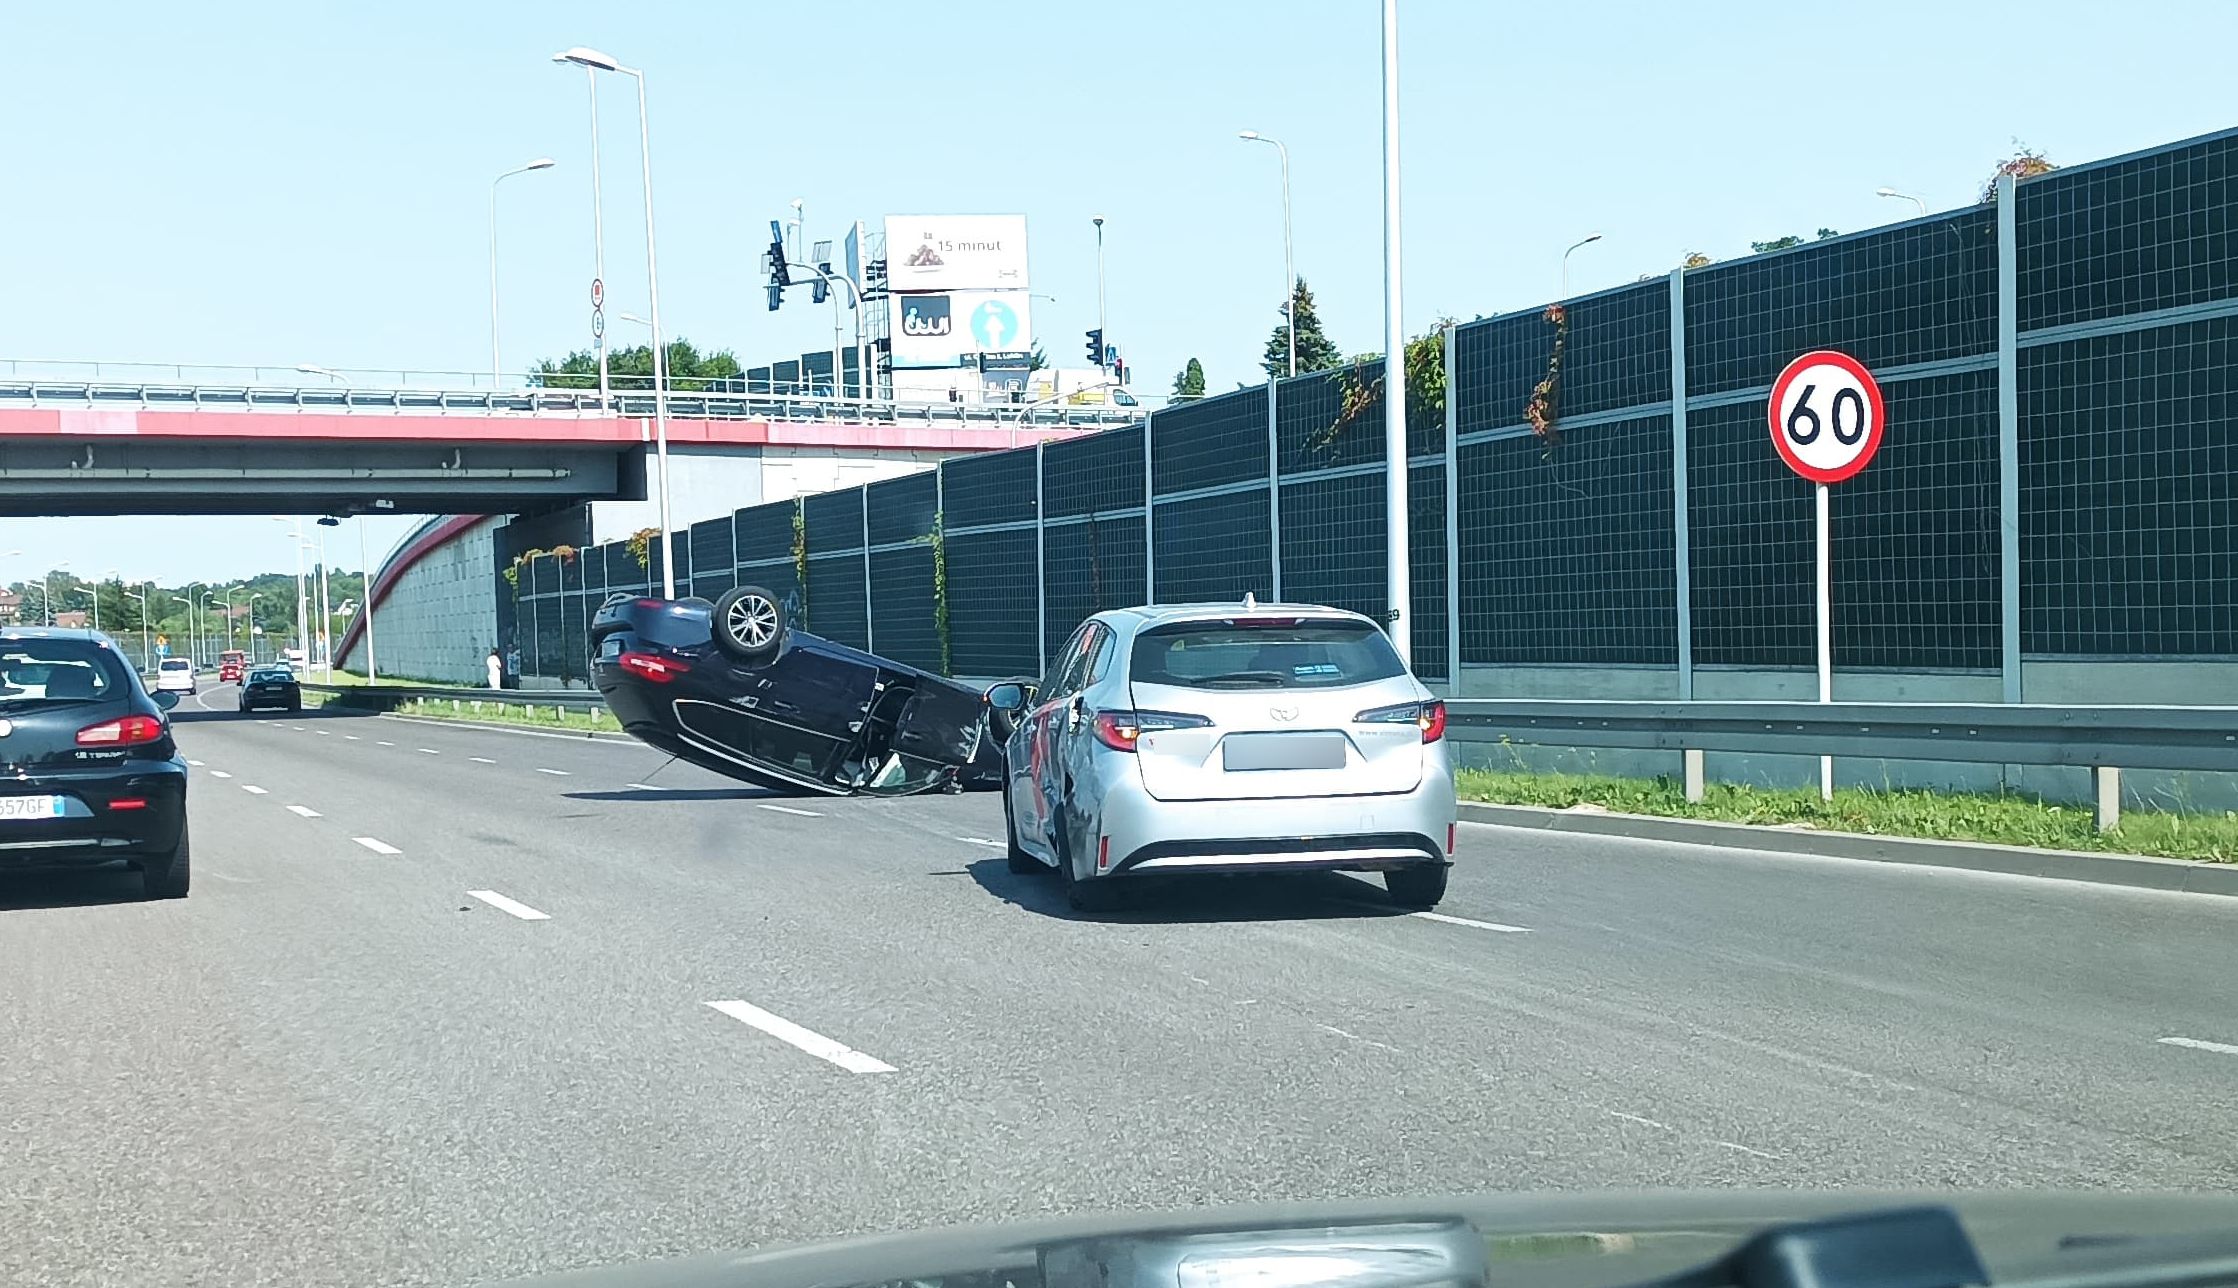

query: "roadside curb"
left=1457, top=801, right=2238, bottom=898
left=370, top=713, right=636, bottom=742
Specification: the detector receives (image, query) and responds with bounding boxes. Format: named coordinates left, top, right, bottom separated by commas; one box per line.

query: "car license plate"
left=0, top=795, right=65, bottom=821
left=1223, top=733, right=1346, bottom=771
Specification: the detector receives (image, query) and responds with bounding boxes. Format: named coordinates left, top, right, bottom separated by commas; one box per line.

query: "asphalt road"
left=4, top=684, right=2236, bottom=1287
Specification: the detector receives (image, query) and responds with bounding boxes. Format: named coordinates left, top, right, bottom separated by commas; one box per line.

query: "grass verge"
left=1456, top=767, right=2238, bottom=864
left=385, top=696, right=621, bottom=733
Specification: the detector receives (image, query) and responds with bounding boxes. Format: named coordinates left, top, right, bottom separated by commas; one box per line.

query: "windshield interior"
left=0, top=641, right=125, bottom=704
left=1130, top=620, right=1407, bottom=690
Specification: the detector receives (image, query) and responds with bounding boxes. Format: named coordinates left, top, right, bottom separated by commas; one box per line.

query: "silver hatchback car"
left=986, top=600, right=1457, bottom=912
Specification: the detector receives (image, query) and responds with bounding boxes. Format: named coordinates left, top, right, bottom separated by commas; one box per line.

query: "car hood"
left=479, top=1189, right=2238, bottom=1288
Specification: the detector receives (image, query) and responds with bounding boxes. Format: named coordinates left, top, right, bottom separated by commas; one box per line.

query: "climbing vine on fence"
left=1523, top=303, right=1568, bottom=448
left=928, top=511, right=952, bottom=677
left=625, top=527, right=657, bottom=571
left=791, top=500, right=810, bottom=623
left=1310, top=323, right=1451, bottom=459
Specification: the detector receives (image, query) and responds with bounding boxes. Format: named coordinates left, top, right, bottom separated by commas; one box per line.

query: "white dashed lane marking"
left=467, top=889, right=551, bottom=921
left=756, top=803, right=822, bottom=818
left=470, top=757, right=496, bottom=764
left=187, top=759, right=204, bottom=767
left=705, top=1000, right=895, bottom=1074
left=417, top=748, right=441, bottom=755
left=377, top=741, right=396, bottom=747
left=2161, top=1036, right=2238, bottom=1057
left=286, top=805, right=321, bottom=818
left=534, top=767, right=570, bottom=776
left=1412, top=910, right=1532, bottom=934
left=241, top=785, right=268, bottom=795
left=210, top=770, right=233, bottom=779
left=352, top=837, right=402, bottom=856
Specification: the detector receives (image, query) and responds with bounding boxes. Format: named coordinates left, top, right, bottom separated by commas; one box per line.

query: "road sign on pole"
left=1768, top=349, right=1887, bottom=803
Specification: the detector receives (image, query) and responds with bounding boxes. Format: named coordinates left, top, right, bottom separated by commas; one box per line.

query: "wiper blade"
left=1638, top=1205, right=1985, bottom=1288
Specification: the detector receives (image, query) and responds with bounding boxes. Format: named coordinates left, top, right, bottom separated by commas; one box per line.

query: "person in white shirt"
left=486, top=647, right=503, bottom=690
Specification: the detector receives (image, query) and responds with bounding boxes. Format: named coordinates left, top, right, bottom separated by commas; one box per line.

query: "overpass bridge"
left=0, top=366, right=1139, bottom=516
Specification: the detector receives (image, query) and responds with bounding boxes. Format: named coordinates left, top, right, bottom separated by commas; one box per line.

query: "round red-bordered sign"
left=1767, top=349, right=1885, bottom=485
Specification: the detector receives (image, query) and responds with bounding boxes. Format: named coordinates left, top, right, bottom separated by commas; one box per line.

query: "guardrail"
left=1448, top=699, right=2238, bottom=831
left=301, top=682, right=605, bottom=715
left=0, top=378, right=1148, bottom=429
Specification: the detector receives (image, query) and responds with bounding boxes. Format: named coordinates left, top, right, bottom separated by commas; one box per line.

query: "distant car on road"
left=237, top=665, right=302, bottom=714
left=155, top=657, right=197, bottom=696
left=0, top=629, right=189, bottom=899
left=217, top=650, right=247, bottom=684
left=985, top=600, right=1457, bottom=912
left=591, top=588, right=1004, bottom=797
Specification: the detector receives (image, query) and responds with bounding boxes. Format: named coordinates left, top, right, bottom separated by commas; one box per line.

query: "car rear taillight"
left=77, top=715, right=165, bottom=747
left=109, top=798, right=149, bottom=812
left=617, top=651, right=690, bottom=683
left=1357, top=699, right=1446, bottom=743
left=1091, top=709, right=1211, bottom=752
left=635, top=599, right=667, bottom=610
left=1447, top=822, right=1457, bottom=855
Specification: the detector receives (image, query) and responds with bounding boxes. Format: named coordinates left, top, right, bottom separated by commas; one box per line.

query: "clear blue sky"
left=5, top=0, right=2234, bottom=583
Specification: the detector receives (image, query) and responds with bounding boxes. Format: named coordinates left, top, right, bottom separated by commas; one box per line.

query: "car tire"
left=1002, top=786, right=1040, bottom=875
left=1054, top=797, right=1118, bottom=913
left=288, top=698, right=301, bottom=712
left=143, top=820, right=190, bottom=900
left=710, top=585, right=787, bottom=663
left=1384, top=862, right=1448, bottom=910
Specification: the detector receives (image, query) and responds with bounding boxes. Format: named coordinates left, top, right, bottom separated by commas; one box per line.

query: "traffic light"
left=1084, top=328, right=1103, bottom=365
left=767, top=282, right=783, bottom=313
left=768, top=239, right=791, bottom=288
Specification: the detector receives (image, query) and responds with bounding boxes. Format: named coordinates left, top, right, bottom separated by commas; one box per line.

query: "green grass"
left=318, top=669, right=461, bottom=688
left=1455, top=766, right=2238, bottom=863
left=384, top=695, right=621, bottom=733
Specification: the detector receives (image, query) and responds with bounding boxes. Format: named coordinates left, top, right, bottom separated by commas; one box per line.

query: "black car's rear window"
left=247, top=668, right=294, bottom=684
left=1128, top=619, right=1407, bottom=690
left=0, top=639, right=130, bottom=705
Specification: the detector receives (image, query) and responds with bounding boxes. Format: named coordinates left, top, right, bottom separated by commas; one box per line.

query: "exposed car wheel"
left=1384, top=862, right=1448, bottom=910
left=1054, top=797, right=1118, bottom=913
left=143, top=820, right=190, bottom=900
left=1002, top=786, right=1041, bottom=875
left=711, top=585, right=787, bottom=663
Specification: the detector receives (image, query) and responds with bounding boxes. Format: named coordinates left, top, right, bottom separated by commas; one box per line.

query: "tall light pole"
left=490, top=157, right=557, bottom=386
left=123, top=585, right=150, bottom=670
left=1092, top=215, right=1108, bottom=376
left=273, top=518, right=308, bottom=666
left=555, top=46, right=674, bottom=597
left=1561, top=232, right=1603, bottom=298
left=245, top=594, right=264, bottom=662
left=1379, top=0, right=1411, bottom=664
left=299, top=535, right=332, bottom=678
left=186, top=581, right=204, bottom=668
left=1239, top=131, right=1296, bottom=378
left=353, top=519, right=377, bottom=682
left=562, top=60, right=612, bottom=408
left=1875, top=186, right=1928, bottom=218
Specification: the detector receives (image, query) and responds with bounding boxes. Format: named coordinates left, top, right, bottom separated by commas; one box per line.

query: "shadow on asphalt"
left=170, top=700, right=378, bottom=726
left=0, top=863, right=152, bottom=911
left=565, top=787, right=780, bottom=803
left=964, top=856, right=1411, bottom=925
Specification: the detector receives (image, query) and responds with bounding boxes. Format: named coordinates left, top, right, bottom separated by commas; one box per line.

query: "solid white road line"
left=756, top=803, right=822, bottom=817
left=1714, top=1140, right=1782, bottom=1160
left=209, top=770, right=233, bottom=779
left=470, top=757, right=497, bottom=764
left=704, top=1000, right=895, bottom=1074
left=467, top=889, right=551, bottom=921
left=352, top=837, right=402, bottom=855
left=1412, top=910, right=1532, bottom=934
left=241, top=785, right=268, bottom=795
left=286, top=805, right=321, bottom=818
left=2160, top=1036, right=2238, bottom=1056
left=534, top=767, right=571, bottom=776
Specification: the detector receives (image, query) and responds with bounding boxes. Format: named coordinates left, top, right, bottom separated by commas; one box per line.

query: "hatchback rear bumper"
left=1095, top=755, right=1455, bottom=878
left=0, top=763, right=187, bottom=865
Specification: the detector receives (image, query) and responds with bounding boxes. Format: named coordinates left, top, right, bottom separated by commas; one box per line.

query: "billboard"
left=884, top=214, right=1028, bottom=291
left=891, top=290, right=1032, bottom=369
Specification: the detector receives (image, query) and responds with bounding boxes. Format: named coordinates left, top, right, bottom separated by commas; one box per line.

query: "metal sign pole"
left=1816, top=482, right=1833, bottom=802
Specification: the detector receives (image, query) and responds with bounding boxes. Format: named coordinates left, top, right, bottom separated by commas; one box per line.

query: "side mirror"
left=984, top=681, right=1030, bottom=713
left=152, top=691, right=180, bottom=711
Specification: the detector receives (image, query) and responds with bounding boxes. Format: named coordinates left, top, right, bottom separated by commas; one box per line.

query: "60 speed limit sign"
left=1768, top=350, right=1885, bottom=484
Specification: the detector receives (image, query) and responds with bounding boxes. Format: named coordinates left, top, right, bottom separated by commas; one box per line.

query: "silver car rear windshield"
left=0, top=640, right=129, bottom=706
left=1129, top=619, right=1406, bottom=690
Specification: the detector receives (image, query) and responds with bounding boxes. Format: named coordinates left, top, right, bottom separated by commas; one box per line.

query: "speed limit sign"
left=1768, top=350, right=1885, bottom=485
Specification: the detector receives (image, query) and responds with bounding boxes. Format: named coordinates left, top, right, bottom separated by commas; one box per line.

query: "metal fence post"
left=1035, top=441, right=1048, bottom=675
left=1442, top=325, right=1460, bottom=687
left=861, top=485, right=875, bottom=655
left=1668, top=267, right=1694, bottom=704
left=1267, top=379, right=1283, bottom=601
left=1997, top=171, right=2022, bottom=705
left=1143, top=409, right=1157, bottom=604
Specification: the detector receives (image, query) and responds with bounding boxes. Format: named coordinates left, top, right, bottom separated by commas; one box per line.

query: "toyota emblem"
left=0, top=720, right=14, bottom=737
left=1269, top=706, right=1298, bottom=722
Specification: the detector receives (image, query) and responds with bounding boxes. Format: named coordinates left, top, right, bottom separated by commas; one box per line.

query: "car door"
left=1015, top=624, right=1095, bottom=853
left=1056, top=625, right=1122, bottom=847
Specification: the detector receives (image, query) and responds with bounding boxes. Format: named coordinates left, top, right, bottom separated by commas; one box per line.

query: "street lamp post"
left=1239, top=131, right=1296, bottom=378
left=555, top=46, right=674, bottom=598
left=564, top=62, right=612, bottom=408
left=1561, top=232, right=1604, bottom=298
left=1379, top=0, right=1411, bottom=664
left=273, top=518, right=308, bottom=667
left=123, top=586, right=150, bottom=671
left=1092, top=215, right=1108, bottom=376
left=186, top=581, right=204, bottom=669
left=491, top=158, right=558, bottom=386
left=357, top=520, right=377, bottom=682
left=1875, top=186, right=1928, bottom=218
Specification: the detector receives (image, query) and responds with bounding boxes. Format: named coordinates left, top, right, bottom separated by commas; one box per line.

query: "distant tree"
left=1263, top=278, right=1343, bottom=380
left=1816, top=227, right=1839, bottom=239
left=1981, top=143, right=2056, bottom=202
left=1751, top=235, right=1805, bottom=254
left=1170, top=358, right=1207, bottom=401
left=1681, top=251, right=1714, bottom=269
left=1029, top=343, right=1048, bottom=372
left=533, top=338, right=745, bottom=392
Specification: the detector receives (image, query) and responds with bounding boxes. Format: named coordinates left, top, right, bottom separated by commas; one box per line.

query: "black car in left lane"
left=0, top=629, right=189, bottom=899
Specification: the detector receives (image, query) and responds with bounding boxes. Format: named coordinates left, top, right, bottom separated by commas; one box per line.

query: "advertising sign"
left=891, top=291, right=1032, bottom=369
left=883, top=215, right=1029, bottom=291
left=979, top=350, right=1033, bottom=398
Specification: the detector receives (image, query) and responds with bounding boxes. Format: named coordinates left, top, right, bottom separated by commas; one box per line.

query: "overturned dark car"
left=590, top=587, right=1007, bottom=797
